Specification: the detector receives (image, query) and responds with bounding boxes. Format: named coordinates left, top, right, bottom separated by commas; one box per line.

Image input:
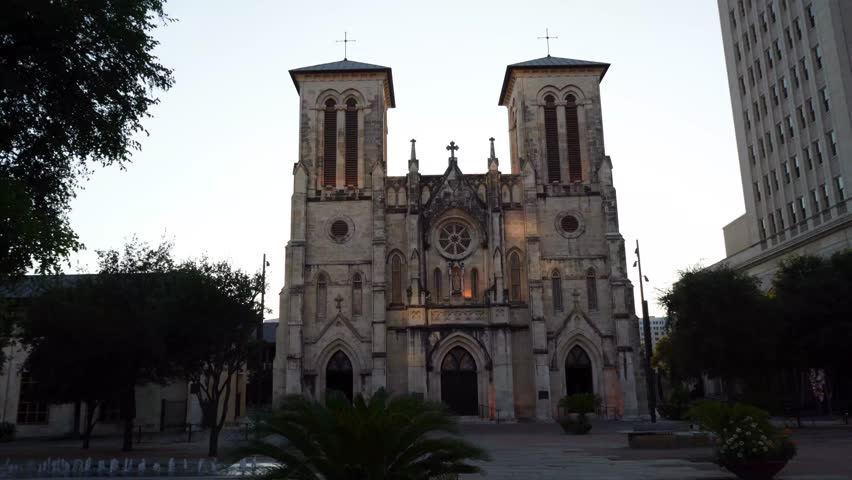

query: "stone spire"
left=488, top=137, right=499, bottom=172
left=408, top=139, right=419, bottom=173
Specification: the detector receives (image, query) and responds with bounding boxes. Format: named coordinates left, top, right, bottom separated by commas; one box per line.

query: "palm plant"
left=233, top=388, right=490, bottom=480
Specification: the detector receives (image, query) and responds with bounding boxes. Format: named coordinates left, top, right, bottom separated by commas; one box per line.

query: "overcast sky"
left=67, top=0, right=743, bottom=318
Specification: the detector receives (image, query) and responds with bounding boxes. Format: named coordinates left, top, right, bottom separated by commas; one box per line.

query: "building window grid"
left=811, top=189, right=821, bottom=217
left=771, top=84, right=779, bottom=105
left=791, top=67, right=799, bottom=89
left=835, top=177, right=846, bottom=201
left=804, top=146, right=813, bottom=170
left=764, top=175, right=772, bottom=197
left=813, top=141, right=822, bottom=164
left=813, top=45, right=822, bottom=69
left=16, top=374, right=49, bottom=425
left=777, top=208, right=785, bottom=232
left=765, top=48, right=773, bottom=69
left=772, top=170, right=779, bottom=190
left=827, top=131, right=837, bottom=156
left=773, top=40, right=782, bottom=60
left=794, top=18, right=802, bottom=40
left=765, top=132, right=773, bottom=153
left=820, top=88, right=830, bottom=112
left=769, top=2, right=777, bottom=23
left=788, top=202, right=798, bottom=224
left=806, top=98, right=815, bottom=122
left=783, top=162, right=791, bottom=183
left=776, top=123, right=785, bottom=144
left=821, top=184, right=831, bottom=211
left=793, top=155, right=801, bottom=177
left=749, top=145, right=756, bottom=164
left=786, top=116, right=794, bottom=137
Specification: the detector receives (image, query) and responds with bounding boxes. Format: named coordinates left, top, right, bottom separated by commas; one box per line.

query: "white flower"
left=737, top=453, right=743, bottom=458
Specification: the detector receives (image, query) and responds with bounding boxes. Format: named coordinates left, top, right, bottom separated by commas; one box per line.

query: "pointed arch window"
left=391, top=255, right=402, bottom=305
left=586, top=268, right=598, bottom=311
left=509, top=252, right=522, bottom=302
left=317, top=273, right=328, bottom=321
left=433, top=268, right=442, bottom=301
left=323, top=99, right=337, bottom=187
left=345, top=98, right=358, bottom=186
left=552, top=270, right=563, bottom=311
left=352, top=273, right=362, bottom=316
left=565, top=94, right=582, bottom=182
left=544, top=95, right=561, bottom=183
left=470, top=268, right=479, bottom=300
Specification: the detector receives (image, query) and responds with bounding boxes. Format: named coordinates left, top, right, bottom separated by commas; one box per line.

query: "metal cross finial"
left=334, top=294, right=344, bottom=313
left=336, top=32, right=356, bottom=60
left=537, top=28, right=558, bottom=57
left=446, top=141, right=459, bottom=160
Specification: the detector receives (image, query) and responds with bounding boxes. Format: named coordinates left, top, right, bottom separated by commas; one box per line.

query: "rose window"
left=438, top=222, right=472, bottom=256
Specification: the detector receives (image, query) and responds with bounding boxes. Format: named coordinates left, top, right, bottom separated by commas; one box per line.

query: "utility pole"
left=635, top=240, right=657, bottom=423
left=255, top=254, right=268, bottom=407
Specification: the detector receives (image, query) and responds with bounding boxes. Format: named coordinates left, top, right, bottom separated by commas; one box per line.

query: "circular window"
left=555, top=212, right=584, bottom=239
left=439, top=222, right=472, bottom=255
left=561, top=215, right=579, bottom=233
left=328, top=217, right=354, bottom=243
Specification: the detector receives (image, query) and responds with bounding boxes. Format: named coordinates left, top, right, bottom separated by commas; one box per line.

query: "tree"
left=0, top=0, right=174, bottom=282
left=772, top=251, right=852, bottom=411
left=165, top=258, right=262, bottom=457
left=233, top=389, right=490, bottom=480
left=660, top=265, right=777, bottom=395
left=21, top=239, right=177, bottom=451
left=22, top=277, right=126, bottom=448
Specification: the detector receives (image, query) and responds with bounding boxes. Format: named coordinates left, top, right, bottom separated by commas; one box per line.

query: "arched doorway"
left=440, top=347, right=478, bottom=415
left=565, top=345, right=593, bottom=396
left=325, top=350, right=353, bottom=402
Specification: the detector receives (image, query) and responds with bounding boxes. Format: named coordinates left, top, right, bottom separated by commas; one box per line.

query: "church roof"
left=289, top=59, right=396, bottom=107
left=498, top=55, right=610, bottom=105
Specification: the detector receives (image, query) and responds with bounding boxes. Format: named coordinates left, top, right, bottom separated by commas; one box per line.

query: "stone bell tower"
left=273, top=59, right=396, bottom=402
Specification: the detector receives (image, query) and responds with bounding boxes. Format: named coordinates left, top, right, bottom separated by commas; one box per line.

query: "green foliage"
left=558, top=393, right=601, bottom=414
left=232, top=389, right=490, bottom=480
left=0, top=422, right=15, bottom=441
left=658, top=386, right=691, bottom=420
left=660, top=265, right=777, bottom=385
left=0, top=0, right=173, bottom=281
left=772, top=252, right=852, bottom=373
left=165, top=257, right=263, bottom=456
left=686, top=400, right=771, bottom=435
left=21, top=239, right=178, bottom=449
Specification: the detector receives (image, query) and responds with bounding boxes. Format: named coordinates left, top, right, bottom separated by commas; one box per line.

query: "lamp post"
left=634, top=240, right=657, bottom=423
left=255, top=254, right=269, bottom=407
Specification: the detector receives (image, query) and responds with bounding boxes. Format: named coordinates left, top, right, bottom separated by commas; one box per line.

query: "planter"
left=556, top=415, right=592, bottom=435
left=722, top=460, right=788, bottom=480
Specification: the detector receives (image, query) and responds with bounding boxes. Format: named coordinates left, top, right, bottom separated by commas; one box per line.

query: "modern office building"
left=716, top=0, right=851, bottom=283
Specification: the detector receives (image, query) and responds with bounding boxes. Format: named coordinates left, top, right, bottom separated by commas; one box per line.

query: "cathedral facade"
left=273, top=56, right=646, bottom=420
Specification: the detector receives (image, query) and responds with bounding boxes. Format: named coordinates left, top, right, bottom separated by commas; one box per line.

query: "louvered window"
left=317, top=273, right=328, bottom=321
left=345, top=99, right=358, bottom=186
left=544, top=95, right=560, bottom=183
left=586, top=268, right=598, bottom=311
left=565, top=94, right=582, bottom=182
left=391, top=255, right=402, bottom=304
left=552, top=270, right=563, bottom=312
left=509, top=252, right=522, bottom=302
left=352, top=273, right=362, bottom=316
left=470, top=268, right=479, bottom=300
left=323, top=99, right=337, bottom=187
left=432, top=268, right=442, bottom=301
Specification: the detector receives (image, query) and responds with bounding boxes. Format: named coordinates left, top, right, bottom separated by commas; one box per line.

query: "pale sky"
left=67, top=0, right=744, bottom=318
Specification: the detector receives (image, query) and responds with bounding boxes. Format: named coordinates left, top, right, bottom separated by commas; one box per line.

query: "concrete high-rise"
left=717, top=0, right=851, bottom=283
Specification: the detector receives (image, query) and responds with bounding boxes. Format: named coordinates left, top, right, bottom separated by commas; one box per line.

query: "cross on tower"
left=537, top=28, right=558, bottom=57
left=334, top=294, right=344, bottom=313
left=336, top=32, right=356, bottom=60
left=446, top=141, right=459, bottom=160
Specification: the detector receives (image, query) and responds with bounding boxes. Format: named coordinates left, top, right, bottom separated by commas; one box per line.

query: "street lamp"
left=634, top=240, right=657, bottom=423
left=255, top=254, right=269, bottom=408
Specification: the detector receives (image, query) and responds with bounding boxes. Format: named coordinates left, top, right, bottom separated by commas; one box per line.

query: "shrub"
left=0, top=422, right=15, bottom=441
left=558, top=393, right=602, bottom=414
left=658, top=386, right=691, bottom=420
left=687, top=401, right=796, bottom=465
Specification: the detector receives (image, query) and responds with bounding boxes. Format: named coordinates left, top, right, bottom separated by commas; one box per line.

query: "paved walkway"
left=459, top=421, right=852, bottom=480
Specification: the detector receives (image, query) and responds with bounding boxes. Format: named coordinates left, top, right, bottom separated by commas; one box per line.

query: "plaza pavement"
left=0, top=420, right=848, bottom=479
left=459, top=421, right=852, bottom=480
